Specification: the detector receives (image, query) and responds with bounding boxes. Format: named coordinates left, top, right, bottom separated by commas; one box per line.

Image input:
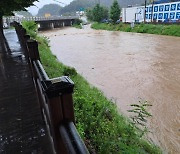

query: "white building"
left=122, top=1, right=180, bottom=23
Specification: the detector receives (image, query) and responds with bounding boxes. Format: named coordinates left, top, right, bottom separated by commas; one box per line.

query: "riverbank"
left=91, top=22, right=180, bottom=37
left=22, top=21, right=161, bottom=153
left=41, top=27, right=180, bottom=153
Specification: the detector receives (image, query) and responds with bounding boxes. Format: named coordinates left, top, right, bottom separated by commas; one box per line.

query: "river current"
left=41, top=25, right=180, bottom=153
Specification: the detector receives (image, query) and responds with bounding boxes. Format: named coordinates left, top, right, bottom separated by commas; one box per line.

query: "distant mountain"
left=95, top=0, right=179, bottom=7
left=15, top=11, right=32, bottom=17
left=100, top=0, right=148, bottom=7
left=59, top=0, right=96, bottom=15
left=37, top=4, right=62, bottom=17
left=60, top=0, right=149, bottom=15
left=59, top=0, right=179, bottom=15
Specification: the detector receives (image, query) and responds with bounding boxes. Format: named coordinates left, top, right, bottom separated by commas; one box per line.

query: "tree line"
left=86, top=0, right=121, bottom=23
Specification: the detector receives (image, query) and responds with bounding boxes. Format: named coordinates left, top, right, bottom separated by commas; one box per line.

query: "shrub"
left=22, top=21, right=38, bottom=38
left=63, top=66, right=77, bottom=77
left=91, top=22, right=180, bottom=37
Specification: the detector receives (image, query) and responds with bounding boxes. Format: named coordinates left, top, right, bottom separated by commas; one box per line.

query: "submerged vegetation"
left=91, top=22, right=180, bottom=37
left=72, top=19, right=83, bottom=29
left=22, top=21, right=161, bottom=153
left=128, top=100, right=152, bottom=138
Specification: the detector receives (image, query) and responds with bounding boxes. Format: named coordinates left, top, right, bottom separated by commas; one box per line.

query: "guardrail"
left=14, top=22, right=89, bottom=154
left=3, top=16, right=79, bottom=24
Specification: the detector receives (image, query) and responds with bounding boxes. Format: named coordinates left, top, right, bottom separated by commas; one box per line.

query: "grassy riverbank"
left=22, top=21, right=161, bottom=153
left=72, top=24, right=82, bottom=29
left=72, top=19, right=83, bottom=29
left=92, top=22, right=180, bottom=37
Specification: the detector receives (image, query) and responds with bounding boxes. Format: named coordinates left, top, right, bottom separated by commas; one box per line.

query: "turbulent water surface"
left=41, top=26, right=180, bottom=153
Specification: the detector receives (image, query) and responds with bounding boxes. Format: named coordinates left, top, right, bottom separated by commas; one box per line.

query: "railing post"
left=23, top=34, right=30, bottom=52
left=26, top=40, right=43, bottom=105
left=42, top=77, right=75, bottom=154
left=27, top=40, right=40, bottom=61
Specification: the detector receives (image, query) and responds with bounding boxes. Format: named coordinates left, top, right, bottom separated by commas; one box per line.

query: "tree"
left=88, top=4, right=109, bottom=22
left=0, top=0, right=36, bottom=35
left=102, top=6, right=109, bottom=20
left=110, top=0, right=121, bottom=23
left=86, top=8, right=94, bottom=21
left=86, top=4, right=109, bottom=22
left=92, top=4, right=103, bottom=22
left=37, top=4, right=62, bottom=17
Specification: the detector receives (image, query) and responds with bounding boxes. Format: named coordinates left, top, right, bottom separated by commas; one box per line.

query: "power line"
left=52, top=0, right=67, bottom=5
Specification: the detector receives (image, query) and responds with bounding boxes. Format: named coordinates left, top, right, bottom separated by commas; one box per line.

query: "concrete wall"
left=122, top=6, right=145, bottom=23
left=122, top=1, right=180, bottom=23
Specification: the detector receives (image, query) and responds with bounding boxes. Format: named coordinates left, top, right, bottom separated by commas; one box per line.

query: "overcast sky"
left=27, top=0, right=73, bottom=15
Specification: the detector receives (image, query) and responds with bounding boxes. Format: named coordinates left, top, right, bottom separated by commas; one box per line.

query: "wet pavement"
left=42, top=26, right=180, bottom=154
left=0, top=29, right=53, bottom=153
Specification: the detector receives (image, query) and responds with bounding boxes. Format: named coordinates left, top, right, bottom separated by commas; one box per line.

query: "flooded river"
left=41, top=25, right=180, bottom=153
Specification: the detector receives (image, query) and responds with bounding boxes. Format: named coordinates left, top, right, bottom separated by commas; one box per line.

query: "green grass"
left=72, top=19, right=83, bottom=29
left=22, top=21, right=162, bottom=154
left=72, top=24, right=82, bottom=29
left=91, top=22, right=180, bottom=37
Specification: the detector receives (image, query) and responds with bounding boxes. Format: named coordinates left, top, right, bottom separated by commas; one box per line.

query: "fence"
left=13, top=22, right=89, bottom=154
left=3, top=16, right=79, bottom=29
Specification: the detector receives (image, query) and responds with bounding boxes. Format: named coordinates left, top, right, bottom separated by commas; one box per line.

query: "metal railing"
left=3, top=16, right=79, bottom=24
left=14, top=22, right=89, bottom=154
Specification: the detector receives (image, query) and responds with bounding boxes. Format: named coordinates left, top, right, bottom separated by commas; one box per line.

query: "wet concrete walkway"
left=0, top=29, right=53, bottom=153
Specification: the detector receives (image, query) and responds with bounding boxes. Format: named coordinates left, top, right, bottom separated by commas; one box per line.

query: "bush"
left=63, top=66, right=77, bottom=77
left=73, top=19, right=82, bottom=25
left=91, top=22, right=180, bottom=37
left=22, top=21, right=38, bottom=38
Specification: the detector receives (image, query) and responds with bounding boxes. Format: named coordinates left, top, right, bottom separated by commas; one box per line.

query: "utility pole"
left=151, top=0, right=154, bottom=22
left=144, top=0, right=147, bottom=23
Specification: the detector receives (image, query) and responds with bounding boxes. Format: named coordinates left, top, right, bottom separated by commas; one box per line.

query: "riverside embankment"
left=41, top=25, right=180, bottom=153
left=91, top=23, right=180, bottom=37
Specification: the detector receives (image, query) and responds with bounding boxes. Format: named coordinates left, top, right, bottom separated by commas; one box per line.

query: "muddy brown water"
left=41, top=25, right=180, bottom=153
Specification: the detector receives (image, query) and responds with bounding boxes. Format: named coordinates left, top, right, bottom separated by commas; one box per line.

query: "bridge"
left=3, top=16, right=79, bottom=30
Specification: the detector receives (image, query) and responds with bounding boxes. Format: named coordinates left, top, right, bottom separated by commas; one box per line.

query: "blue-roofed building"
left=122, top=0, right=180, bottom=23
left=154, top=0, right=180, bottom=4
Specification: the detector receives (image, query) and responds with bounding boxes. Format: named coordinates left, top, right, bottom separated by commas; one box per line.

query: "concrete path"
left=0, top=29, right=53, bottom=153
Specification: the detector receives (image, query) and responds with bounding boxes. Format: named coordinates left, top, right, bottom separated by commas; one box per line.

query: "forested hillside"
left=59, top=0, right=96, bottom=15
left=59, top=0, right=150, bottom=15
left=100, top=0, right=148, bottom=7
left=15, top=11, right=32, bottom=17
left=40, top=0, right=178, bottom=16
left=37, top=4, right=62, bottom=17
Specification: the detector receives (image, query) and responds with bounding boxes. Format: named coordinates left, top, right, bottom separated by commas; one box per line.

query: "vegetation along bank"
left=22, top=21, right=161, bottom=153
left=91, top=22, right=180, bottom=37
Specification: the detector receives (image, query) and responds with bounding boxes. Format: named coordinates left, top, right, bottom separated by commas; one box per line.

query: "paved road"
left=0, top=29, right=53, bottom=153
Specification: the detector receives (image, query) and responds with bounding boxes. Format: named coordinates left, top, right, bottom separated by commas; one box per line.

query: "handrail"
left=33, top=60, right=49, bottom=81
left=14, top=22, right=89, bottom=154
left=59, top=122, right=89, bottom=154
